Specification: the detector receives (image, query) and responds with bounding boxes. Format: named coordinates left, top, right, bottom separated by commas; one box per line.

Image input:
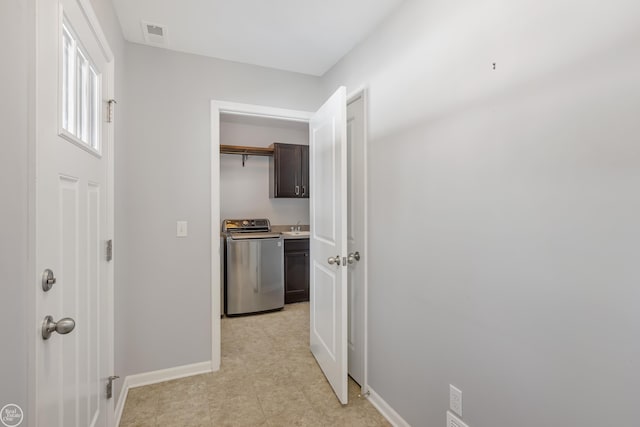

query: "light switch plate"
left=447, top=411, right=469, bottom=427
left=449, top=384, right=462, bottom=416
left=177, top=221, right=188, bottom=237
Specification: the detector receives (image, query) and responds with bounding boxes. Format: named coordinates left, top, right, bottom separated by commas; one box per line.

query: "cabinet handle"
left=295, top=185, right=300, bottom=196
left=302, top=186, right=306, bottom=196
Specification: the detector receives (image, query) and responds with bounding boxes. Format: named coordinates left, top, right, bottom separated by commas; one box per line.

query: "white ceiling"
left=112, top=0, right=404, bottom=76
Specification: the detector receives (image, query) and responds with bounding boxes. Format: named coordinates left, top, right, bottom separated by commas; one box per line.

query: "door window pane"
left=76, top=49, right=88, bottom=142
left=61, top=19, right=102, bottom=153
left=62, top=26, right=74, bottom=133
left=88, top=67, right=99, bottom=149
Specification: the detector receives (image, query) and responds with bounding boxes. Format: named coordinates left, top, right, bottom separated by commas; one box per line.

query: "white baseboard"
left=113, top=376, right=130, bottom=427
left=122, top=360, right=213, bottom=390
left=114, top=360, right=212, bottom=426
left=367, top=386, right=411, bottom=427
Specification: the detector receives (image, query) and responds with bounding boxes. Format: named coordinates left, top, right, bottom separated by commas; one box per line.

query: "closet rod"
left=220, top=144, right=273, bottom=167
left=219, top=144, right=274, bottom=156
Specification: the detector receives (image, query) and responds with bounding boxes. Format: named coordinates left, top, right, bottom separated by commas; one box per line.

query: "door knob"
left=42, top=315, right=76, bottom=340
left=327, top=255, right=341, bottom=266
left=347, top=252, right=361, bottom=264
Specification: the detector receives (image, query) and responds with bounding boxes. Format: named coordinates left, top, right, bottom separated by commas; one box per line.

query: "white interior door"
left=35, top=0, right=114, bottom=425
left=309, top=87, right=349, bottom=404
left=347, top=94, right=366, bottom=387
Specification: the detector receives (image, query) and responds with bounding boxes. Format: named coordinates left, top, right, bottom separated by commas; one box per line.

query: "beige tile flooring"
left=119, top=302, right=390, bottom=426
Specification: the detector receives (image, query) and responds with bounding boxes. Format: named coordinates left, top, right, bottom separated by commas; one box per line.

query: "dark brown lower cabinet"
left=284, top=239, right=309, bottom=304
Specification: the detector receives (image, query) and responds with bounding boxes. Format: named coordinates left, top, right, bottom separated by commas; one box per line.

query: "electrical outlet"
left=176, top=221, right=188, bottom=237
left=449, top=384, right=462, bottom=416
left=447, top=411, right=469, bottom=427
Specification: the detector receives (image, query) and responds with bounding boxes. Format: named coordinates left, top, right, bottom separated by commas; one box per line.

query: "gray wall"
left=0, top=0, right=32, bottom=419
left=323, top=0, right=640, bottom=426
left=117, top=43, right=324, bottom=381
left=220, top=115, right=309, bottom=225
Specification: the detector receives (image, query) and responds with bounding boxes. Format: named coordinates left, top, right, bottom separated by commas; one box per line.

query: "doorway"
left=210, top=90, right=368, bottom=400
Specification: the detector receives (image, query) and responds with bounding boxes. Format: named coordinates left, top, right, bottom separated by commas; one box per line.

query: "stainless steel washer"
left=222, top=219, right=284, bottom=316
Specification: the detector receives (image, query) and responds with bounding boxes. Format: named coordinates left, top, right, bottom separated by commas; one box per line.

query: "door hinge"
left=107, top=375, right=119, bottom=399
left=107, top=99, right=117, bottom=123
left=106, top=239, right=113, bottom=262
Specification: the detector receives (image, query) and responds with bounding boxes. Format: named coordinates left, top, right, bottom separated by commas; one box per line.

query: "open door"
left=309, top=87, right=349, bottom=404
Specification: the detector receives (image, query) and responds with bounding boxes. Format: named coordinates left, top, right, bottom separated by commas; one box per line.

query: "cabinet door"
left=273, top=143, right=300, bottom=198
left=300, top=145, right=309, bottom=198
left=284, top=240, right=310, bottom=304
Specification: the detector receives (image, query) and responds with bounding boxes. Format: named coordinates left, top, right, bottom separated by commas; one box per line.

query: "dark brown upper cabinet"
left=269, top=143, right=309, bottom=198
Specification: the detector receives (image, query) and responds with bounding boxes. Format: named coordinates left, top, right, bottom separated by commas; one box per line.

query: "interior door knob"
left=347, top=251, right=361, bottom=264
left=327, top=255, right=341, bottom=266
left=42, top=315, right=76, bottom=340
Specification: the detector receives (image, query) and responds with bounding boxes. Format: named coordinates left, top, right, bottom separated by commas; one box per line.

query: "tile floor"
left=119, top=302, right=390, bottom=426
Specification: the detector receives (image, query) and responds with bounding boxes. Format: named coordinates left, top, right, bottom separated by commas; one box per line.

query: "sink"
left=281, top=231, right=310, bottom=237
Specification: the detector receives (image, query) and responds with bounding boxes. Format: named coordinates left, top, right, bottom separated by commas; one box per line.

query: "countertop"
left=279, top=232, right=310, bottom=240
left=272, top=224, right=310, bottom=240
left=220, top=225, right=310, bottom=240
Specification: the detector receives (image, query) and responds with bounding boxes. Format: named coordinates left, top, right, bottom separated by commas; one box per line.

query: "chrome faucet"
left=295, top=220, right=302, bottom=231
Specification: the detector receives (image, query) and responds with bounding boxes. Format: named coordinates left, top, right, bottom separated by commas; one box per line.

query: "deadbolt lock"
left=42, top=269, right=56, bottom=291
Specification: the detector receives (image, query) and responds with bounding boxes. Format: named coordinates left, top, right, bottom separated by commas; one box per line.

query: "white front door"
left=309, top=87, right=349, bottom=404
left=35, top=0, right=114, bottom=425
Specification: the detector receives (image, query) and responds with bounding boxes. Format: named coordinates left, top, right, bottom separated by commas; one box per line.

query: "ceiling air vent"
left=141, top=21, right=167, bottom=46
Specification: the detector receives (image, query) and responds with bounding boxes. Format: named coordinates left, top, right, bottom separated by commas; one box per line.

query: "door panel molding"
left=312, top=261, right=338, bottom=359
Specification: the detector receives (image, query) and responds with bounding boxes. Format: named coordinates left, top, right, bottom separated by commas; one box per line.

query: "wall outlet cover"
left=449, top=384, right=462, bottom=416
left=447, top=411, right=469, bottom=427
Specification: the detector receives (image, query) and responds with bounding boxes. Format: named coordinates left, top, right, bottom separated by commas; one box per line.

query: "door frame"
left=209, top=92, right=369, bottom=394
left=29, top=0, right=116, bottom=424
left=210, top=101, right=312, bottom=372
left=346, top=88, right=369, bottom=396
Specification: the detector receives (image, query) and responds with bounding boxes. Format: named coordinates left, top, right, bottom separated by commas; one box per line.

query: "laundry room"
left=219, top=112, right=311, bottom=316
